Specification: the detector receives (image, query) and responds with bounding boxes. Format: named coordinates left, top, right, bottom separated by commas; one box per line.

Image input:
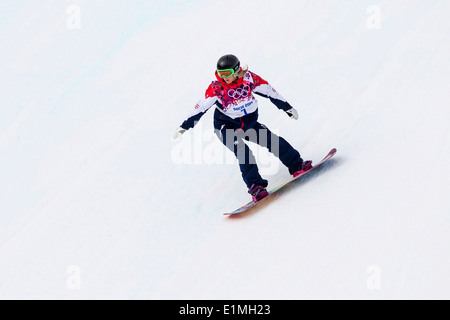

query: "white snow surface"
left=1, top=0, right=450, bottom=299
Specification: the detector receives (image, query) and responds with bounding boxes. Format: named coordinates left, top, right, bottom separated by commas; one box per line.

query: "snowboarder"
left=172, top=54, right=312, bottom=201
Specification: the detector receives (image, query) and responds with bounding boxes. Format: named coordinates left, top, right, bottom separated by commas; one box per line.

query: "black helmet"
left=217, top=54, right=240, bottom=72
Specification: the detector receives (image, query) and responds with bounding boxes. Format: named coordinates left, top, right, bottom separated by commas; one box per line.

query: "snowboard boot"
left=248, top=184, right=269, bottom=202
left=292, top=160, right=313, bottom=178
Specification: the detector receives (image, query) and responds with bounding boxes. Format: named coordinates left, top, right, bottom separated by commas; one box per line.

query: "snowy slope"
left=1, top=0, right=450, bottom=299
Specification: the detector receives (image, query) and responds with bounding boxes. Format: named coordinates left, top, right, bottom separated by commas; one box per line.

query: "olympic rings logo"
left=227, top=85, right=250, bottom=100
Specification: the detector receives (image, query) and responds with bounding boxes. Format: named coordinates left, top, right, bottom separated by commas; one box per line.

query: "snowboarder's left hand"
left=286, top=108, right=299, bottom=120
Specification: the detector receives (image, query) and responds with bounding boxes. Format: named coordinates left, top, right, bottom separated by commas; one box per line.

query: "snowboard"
left=224, top=148, right=337, bottom=216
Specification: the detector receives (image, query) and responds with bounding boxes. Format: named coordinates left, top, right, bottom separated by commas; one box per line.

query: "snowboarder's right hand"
left=172, top=127, right=186, bottom=140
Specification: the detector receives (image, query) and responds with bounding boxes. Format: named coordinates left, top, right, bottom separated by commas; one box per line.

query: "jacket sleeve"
left=251, top=73, right=293, bottom=112
left=180, top=85, right=218, bottom=130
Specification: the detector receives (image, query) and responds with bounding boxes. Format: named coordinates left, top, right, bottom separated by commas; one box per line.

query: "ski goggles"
left=217, top=68, right=237, bottom=78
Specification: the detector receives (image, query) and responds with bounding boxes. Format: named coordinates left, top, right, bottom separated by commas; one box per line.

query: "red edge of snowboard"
left=223, top=148, right=337, bottom=216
